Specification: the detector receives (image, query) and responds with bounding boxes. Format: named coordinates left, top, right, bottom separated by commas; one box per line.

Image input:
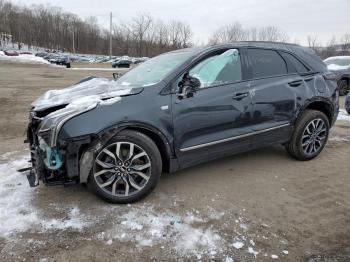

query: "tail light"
left=323, top=73, right=338, bottom=91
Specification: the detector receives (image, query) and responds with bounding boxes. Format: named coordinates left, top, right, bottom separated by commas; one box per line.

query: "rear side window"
left=281, top=52, right=310, bottom=74
left=248, top=49, right=287, bottom=79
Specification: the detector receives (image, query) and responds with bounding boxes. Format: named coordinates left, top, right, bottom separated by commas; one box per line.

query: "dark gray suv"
left=26, top=42, right=339, bottom=203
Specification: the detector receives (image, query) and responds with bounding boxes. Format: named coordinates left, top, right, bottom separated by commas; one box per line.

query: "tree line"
left=0, top=0, right=192, bottom=57
left=306, top=34, right=350, bottom=59
left=209, top=22, right=289, bottom=44
left=209, top=22, right=350, bottom=59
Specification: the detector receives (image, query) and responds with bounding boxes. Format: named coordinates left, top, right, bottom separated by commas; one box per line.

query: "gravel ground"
left=0, top=62, right=349, bottom=262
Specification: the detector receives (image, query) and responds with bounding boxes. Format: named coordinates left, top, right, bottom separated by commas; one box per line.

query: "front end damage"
left=23, top=77, right=133, bottom=187
left=26, top=108, right=93, bottom=187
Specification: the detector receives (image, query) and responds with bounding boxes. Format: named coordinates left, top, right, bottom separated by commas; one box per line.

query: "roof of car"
left=204, top=41, right=327, bottom=72
left=166, top=41, right=327, bottom=73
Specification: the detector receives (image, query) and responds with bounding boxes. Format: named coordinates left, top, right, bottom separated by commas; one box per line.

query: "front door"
left=172, top=48, right=254, bottom=168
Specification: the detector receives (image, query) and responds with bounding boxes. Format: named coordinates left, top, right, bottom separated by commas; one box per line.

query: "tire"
left=285, top=110, right=329, bottom=161
left=347, top=108, right=350, bottom=115
left=338, top=80, right=348, bottom=96
left=87, top=130, right=162, bottom=204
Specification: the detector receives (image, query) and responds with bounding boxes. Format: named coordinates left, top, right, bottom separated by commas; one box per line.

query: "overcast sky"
left=11, top=0, right=350, bottom=46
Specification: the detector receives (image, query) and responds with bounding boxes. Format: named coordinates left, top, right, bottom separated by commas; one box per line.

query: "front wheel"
left=87, top=130, right=162, bottom=204
left=285, top=110, right=329, bottom=161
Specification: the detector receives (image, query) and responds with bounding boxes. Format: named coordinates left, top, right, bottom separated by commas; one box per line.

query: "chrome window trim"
left=179, top=123, right=290, bottom=152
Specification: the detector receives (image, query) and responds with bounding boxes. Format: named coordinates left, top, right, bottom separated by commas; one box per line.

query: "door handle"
left=288, top=80, right=303, bottom=87
left=232, top=92, right=249, bottom=100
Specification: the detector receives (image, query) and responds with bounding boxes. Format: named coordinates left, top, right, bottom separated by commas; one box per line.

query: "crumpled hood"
left=32, top=77, right=136, bottom=111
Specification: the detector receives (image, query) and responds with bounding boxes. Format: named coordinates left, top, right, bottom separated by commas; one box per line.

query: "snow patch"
left=40, top=207, right=87, bottom=231
left=0, top=54, right=49, bottom=64
left=69, top=67, right=128, bottom=71
left=0, top=153, right=88, bottom=238
left=102, top=206, right=223, bottom=257
left=232, top=241, right=244, bottom=249
left=327, top=64, right=349, bottom=70
left=329, top=136, right=350, bottom=142
left=0, top=155, right=40, bottom=237
left=248, top=246, right=259, bottom=257
left=337, top=109, right=350, bottom=122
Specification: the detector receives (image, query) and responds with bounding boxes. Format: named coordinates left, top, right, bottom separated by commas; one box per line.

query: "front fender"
left=58, top=90, right=173, bottom=145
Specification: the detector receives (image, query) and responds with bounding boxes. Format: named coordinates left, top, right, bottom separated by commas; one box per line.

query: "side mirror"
left=178, top=73, right=201, bottom=99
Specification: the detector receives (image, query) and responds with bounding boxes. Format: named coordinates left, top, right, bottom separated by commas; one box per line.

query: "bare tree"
left=340, top=33, right=350, bottom=54
left=131, top=14, right=152, bottom=57
left=258, top=26, right=289, bottom=42
left=210, top=22, right=289, bottom=44
left=0, top=1, right=193, bottom=57
left=307, top=35, right=320, bottom=50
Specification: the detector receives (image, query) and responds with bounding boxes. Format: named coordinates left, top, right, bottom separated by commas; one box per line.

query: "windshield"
left=324, top=57, right=350, bottom=66
left=116, top=51, right=195, bottom=87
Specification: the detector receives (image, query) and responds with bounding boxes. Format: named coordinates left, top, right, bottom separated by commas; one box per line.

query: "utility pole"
left=72, top=26, right=75, bottom=53
left=109, top=12, right=112, bottom=59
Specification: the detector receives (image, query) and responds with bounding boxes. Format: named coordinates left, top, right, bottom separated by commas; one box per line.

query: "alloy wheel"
left=301, top=118, right=327, bottom=155
left=93, top=142, right=151, bottom=197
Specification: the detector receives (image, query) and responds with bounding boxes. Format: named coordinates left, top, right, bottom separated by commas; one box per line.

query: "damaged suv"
left=26, top=42, right=339, bottom=203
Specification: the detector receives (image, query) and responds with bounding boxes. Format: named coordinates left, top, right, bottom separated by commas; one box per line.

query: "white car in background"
left=324, top=56, right=350, bottom=96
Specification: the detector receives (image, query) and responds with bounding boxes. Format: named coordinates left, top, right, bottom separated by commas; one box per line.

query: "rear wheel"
left=339, top=79, right=348, bottom=96
left=285, top=110, right=329, bottom=161
left=88, top=130, right=162, bottom=203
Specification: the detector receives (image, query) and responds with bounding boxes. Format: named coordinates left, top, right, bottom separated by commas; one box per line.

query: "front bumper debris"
left=17, top=167, right=39, bottom=187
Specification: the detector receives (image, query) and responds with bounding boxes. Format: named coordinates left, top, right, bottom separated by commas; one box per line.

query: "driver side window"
left=189, top=49, right=242, bottom=88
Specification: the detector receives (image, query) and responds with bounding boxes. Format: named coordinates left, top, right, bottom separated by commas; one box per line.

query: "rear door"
left=246, top=48, right=305, bottom=145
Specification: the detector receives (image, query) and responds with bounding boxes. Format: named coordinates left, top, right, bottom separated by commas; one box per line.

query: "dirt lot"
left=0, top=62, right=349, bottom=262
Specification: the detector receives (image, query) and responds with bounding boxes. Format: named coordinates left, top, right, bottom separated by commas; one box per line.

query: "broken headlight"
left=38, top=103, right=98, bottom=147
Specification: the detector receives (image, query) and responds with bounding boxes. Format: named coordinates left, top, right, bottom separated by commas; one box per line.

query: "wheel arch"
left=296, top=98, right=334, bottom=125
left=339, top=76, right=350, bottom=86
left=99, top=122, right=174, bottom=173
left=78, top=122, right=175, bottom=184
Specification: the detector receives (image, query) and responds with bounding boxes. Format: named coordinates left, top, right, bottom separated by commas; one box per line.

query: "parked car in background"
left=55, top=55, right=71, bottom=67
left=35, top=52, right=48, bottom=58
left=4, top=50, right=19, bottom=56
left=132, top=57, right=148, bottom=64
left=46, top=54, right=71, bottom=67
left=324, top=56, right=350, bottom=96
left=112, top=59, right=133, bottom=68
left=25, top=42, right=339, bottom=203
